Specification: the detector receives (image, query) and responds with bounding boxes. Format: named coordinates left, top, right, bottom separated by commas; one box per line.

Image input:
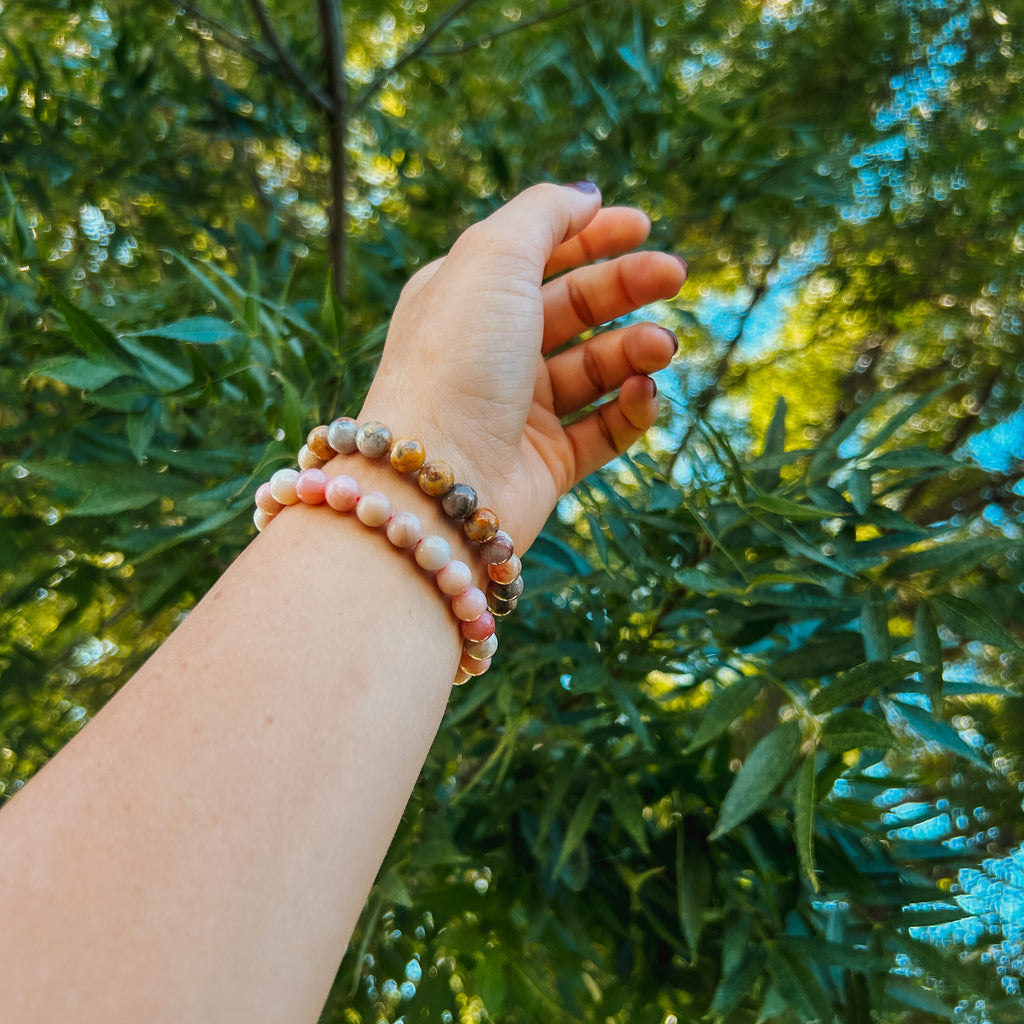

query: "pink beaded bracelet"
left=298, top=417, right=523, bottom=618
left=253, top=467, right=495, bottom=686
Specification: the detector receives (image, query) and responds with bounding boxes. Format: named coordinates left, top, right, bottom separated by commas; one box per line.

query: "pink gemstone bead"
left=415, top=534, right=451, bottom=572
left=255, top=482, right=283, bottom=515
left=453, top=668, right=474, bottom=687
left=436, top=559, right=474, bottom=596
left=325, top=474, right=361, bottom=511
left=458, top=651, right=491, bottom=677
left=356, top=491, right=392, bottom=527
left=253, top=507, right=275, bottom=532
left=461, top=612, right=495, bottom=642
left=297, top=444, right=325, bottom=470
left=295, top=468, right=329, bottom=504
left=386, top=511, right=424, bottom=549
left=269, top=468, right=300, bottom=505
left=451, top=586, right=487, bottom=622
left=465, top=633, right=498, bottom=661
left=487, top=554, right=521, bottom=585
left=480, top=530, right=514, bottom=564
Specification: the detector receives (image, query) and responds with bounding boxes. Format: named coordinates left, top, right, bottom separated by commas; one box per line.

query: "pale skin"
left=0, top=184, right=687, bottom=1021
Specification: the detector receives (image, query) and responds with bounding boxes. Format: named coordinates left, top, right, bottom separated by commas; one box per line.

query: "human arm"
left=0, top=183, right=687, bottom=1022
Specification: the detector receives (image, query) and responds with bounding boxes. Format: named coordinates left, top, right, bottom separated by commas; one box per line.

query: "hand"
left=360, top=182, right=688, bottom=550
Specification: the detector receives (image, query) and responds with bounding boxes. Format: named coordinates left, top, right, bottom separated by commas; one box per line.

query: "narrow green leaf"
left=820, top=709, right=897, bottom=753
left=860, top=585, right=891, bottom=662
left=890, top=700, right=990, bottom=771
left=553, top=778, right=602, bottom=876
left=710, top=721, right=801, bottom=839
left=869, top=447, right=961, bottom=470
left=30, top=356, right=124, bottom=390
left=676, top=823, right=711, bottom=959
left=794, top=752, right=819, bottom=892
left=609, top=773, right=650, bottom=854
left=749, top=494, right=838, bottom=521
left=931, top=593, right=1022, bottom=651
left=808, top=389, right=890, bottom=479
left=768, top=944, right=835, bottom=1024
left=709, top=946, right=767, bottom=1019
left=685, top=676, right=762, bottom=752
left=808, top=659, right=913, bottom=715
left=278, top=374, right=306, bottom=452
left=43, top=284, right=133, bottom=372
left=475, top=956, right=506, bottom=1016
left=887, top=537, right=1018, bottom=579
left=753, top=396, right=787, bottom=491
left=860, top=383, right=953, bottom=456
left=914, top=599, right=944, bottom=715
left=133, top=316, right=240, bottom=344
left=126, top=404, right=160, bottom=462
left=848, top=468, right=873, bottom=515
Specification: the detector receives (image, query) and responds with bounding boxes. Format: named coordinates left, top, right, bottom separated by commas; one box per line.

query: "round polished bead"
left=356, top=490, right=392, bottom=527
left=453, top=668, right=474, bottom=687
left=464, top=508, right=499, bottom=543
left=436, top=559, right=474, bottom=596
left=255, top=482, right=284, bottom=515
left=328, top=417, right=359, bottom=454
left=441, top=483, right=478, bottom=520
left=269, top=468, right=300, bottom=505
left=452, top=586, right=488, bottom=622
left=480, top=530, right=514, bottom=564
left=488, top=554, right=521, bottom=585
left=324, top=474, right=361, bottom=511
left=418, top=460, right=454, bottom=497
left=461, top=612, right=495, bottom=643
left=390, top=438, right=427, bottom=474
left=295, top=468, right=329, bottom=504
left=465, top=633, right=499, bottom=661
left=356, top=421, right=393, bottom=459
left=458, top=650, right=491, bottom=677
left=253, top=507, right=275, bottom=532
left=297, top=444, right=325, bottom=470
left=415, top=534, right=452, bottom=571
left=386, top=511, right=424, bottom=549
left=490, top=575, right=524, bottom=601
left=488, top=593, right=518, bottom=617
left=306, top=424, right=334, bottom=460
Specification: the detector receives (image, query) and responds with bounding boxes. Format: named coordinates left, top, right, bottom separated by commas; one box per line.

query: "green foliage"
left=3, top=1, right=1024, bottom=1022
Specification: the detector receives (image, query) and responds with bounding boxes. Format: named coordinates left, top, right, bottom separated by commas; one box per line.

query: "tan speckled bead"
left=306, top=424, right=334, bottom=460
left=390, top=438, right=427, bottom=474
left=356, top=421, right=393, bottom=459
left=418, top=460, right=454, bottom=496
left=463, top=507, right=499, bottom=543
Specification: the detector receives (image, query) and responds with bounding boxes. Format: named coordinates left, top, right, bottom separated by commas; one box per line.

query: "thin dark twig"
left=350, top=0, right=484, bottom=116
left=246, top=0, right=333, bottom=112
left=424, top=0, right=602, bottom=57
left=171, top=0, right=278, bottom=70
left=318, top=0, right=348, bottom=301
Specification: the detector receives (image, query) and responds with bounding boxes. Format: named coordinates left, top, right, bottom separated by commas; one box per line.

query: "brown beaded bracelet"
left=299, top=417, right=522, bottom=618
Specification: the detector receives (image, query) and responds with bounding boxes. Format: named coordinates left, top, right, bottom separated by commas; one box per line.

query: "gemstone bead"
left=297, top=444, right=325, bottom=470
left=306, top=424, right=334, bottom=460
left=386, top=511, right=424, bottom=549
left=390, top=438, right=427, bottom=474
left=441, top=483, right=478, bottom=520
left=295, top=468, right=329, bottom=504
left=452, top=586, right=488, bottom=621
left=436, top=559, right=474, bottom=596
left=480, top=530, right=514, bottom=564
left=488, top=554, right=521, bottom=585
left=490, top=575, right=524, bottom=601
left=269, top=468, right=300, bottom=505
left=253, top=507, right=274, bottom=532
left=461, top=612, right=495, bottom=643
left=418, top=460, right=454, bottom=496
left=324, top=474, right=361, bottom=511
left=463, top=508, right=499, bottom=543
left=356, top=421, right=393, bottom=459
left=255, top=482, right=284, bottom=515
left=488, top=593, right=518, bottom=617
left=465, top=633, right=498, bottom=661
left=356, top=491, right=392, bottom=527
left=453, top=668, right=474, bottom=687
left=328, top=417, right=359, bottom=454
left=458, top=651, right=491, bottom=677
left=415, top=534, right=452, bottom=571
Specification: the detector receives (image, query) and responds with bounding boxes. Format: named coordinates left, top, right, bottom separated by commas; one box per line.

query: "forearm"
left=0, top=454, right=467, bottom=1023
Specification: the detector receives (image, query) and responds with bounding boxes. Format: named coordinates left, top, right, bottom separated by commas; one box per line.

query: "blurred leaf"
left=609, top=773, right=650, bottom=854
left=807, top=659, right=914, bottom=715
left=685, top=675, right=763, bottom=752
left=133, top=316, right=241, bottom=344
left=553, top=777, right=602, bottom=877
left=913, top=599, right=944, bottom=715
left=820, top=709, right=897, bottom=753
left=794, top=752, right=818, bottom=892
left=931, top=593, right=1022, bottom=651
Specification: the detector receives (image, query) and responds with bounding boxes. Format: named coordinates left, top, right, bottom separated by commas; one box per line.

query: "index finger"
left=544, top=206, right=652, bottom=278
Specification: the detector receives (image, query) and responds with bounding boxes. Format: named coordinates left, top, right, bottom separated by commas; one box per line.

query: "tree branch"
left=318, top=0, right=348, bottom=302
left=246, top=0, right=333, bottom=113
left=350, top=0, right=484, bottom=117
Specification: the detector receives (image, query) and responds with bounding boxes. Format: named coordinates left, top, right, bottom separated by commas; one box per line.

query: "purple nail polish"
left=648, top=377, right=658, bottom=399
left=662, top=328, right=679, bottom=355
left=672, top=255, right=690, bottom=277
left=567, top=181, right=599, bottom=193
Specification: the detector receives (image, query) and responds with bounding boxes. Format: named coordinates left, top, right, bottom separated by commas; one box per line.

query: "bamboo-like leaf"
left=685, top=675, right=762, bottom=752
left=887, top=537, right=1018, bottom=579
left=709, top=946, right=767, bottom=1019
left=848, top=468, right=873, bottom=515
left=768, top=944, right=835, bottom=1024
left=710, top=721, right=801, bottom=839
left=475, top=955, right=506, bottom=1017
left=553, top=778, right=602, bottom=877
left=134, top=315, right=240, bottom=344
left=609, top=773, right=650, bottom=854
left=914, top=599, right=944, bottom=715
left=890, top=700, right=990, bottom=771
left=860, top=585, right=891, bottom=662
left=931, top=593, right=1022, bottom=651
left=794, top=752, right=819, bottom=892
left=820, top=709, right=897, bottom=753
left=807, top=659, right=913, bottom=715
left=676, top=823, right=711, bottom=959
left=43, top=284, right=133, bottom=372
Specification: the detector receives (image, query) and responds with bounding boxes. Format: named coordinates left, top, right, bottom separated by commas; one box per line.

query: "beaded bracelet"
left=253, top=467, right=495, bottom=686
left=297, top=417, right=524, bottom=618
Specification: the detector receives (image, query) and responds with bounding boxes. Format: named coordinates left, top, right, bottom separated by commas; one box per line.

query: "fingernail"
left=672, top=255, right=690, bottom=278
left=661, top=327, right=679, bottom=355
left=566, top=181, right=599, bottom=193
left=648, top=377, right=658, bottom=399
